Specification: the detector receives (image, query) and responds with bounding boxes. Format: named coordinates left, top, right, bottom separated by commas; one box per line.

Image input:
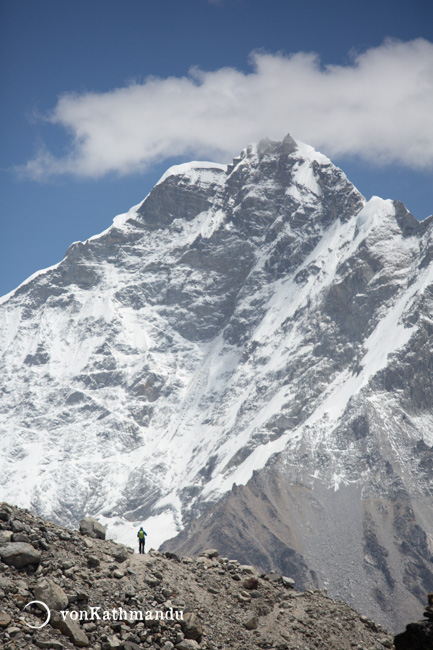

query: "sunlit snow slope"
left=1, top=134, right=433, bottom=630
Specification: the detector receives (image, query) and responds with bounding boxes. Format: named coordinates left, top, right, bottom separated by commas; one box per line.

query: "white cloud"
left=21, top=38, right=433, bottom=179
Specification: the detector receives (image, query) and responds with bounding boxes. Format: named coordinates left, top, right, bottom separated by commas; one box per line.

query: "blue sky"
left=1, top=0, right=432, bottom=297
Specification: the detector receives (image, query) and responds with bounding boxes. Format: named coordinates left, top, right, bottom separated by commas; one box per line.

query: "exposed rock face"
left=0, top=135, right=433, bottom=632
left=0, top=503, right=395, bottom=650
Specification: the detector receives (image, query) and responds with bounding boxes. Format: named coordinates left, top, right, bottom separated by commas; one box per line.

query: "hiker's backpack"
left=138, top=530, right=145, bottom=540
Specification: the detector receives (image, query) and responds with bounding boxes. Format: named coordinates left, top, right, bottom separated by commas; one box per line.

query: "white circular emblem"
left=23, top=600, right=51, bottom=629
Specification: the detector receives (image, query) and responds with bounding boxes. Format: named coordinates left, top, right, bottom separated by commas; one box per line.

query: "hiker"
left=137, top=526, right=147, bottom=554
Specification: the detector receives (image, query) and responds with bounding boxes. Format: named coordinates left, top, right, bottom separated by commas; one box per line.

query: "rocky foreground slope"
left=0, top=503, right=399, bottom=650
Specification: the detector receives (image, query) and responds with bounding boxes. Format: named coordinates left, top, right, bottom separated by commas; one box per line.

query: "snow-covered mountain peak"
left=156, top=160, right=227, bottom=188
left=1, top=135, right=432, bottom=632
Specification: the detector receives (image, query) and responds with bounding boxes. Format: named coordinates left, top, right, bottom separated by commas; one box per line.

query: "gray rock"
left=0, top=577, right=11, bottom=592
left=266, top=573, right=282, bottom=584
left=175, top=641, right=200, bottom=650
left=161, top=643, right=174, bottom=650
left=0, top=542, right=41, bottom=568
left=282, top=576, right=295, bottom=588
left=123, top=641, right=142, bottom=650
left=34, top=577, right=69, bottom=611
left=34, top=640, right=65, bottom=649
left=239, top=564, right=256, bottom=575
left=164, top=551, right=180, bottom=562
left=0, top=508, right=10, bottom=521
left=121, top=582, right=136, bottom=598
left=79, top=517, right=106, bottom=540
left=15, top=578, right=30, bottom=593
left=11, top=519, right=26, bottom=532
left=103, top=635, right=122, bottom=649
left=61, top=559, right=74, bottom=571
left=237, top=592, right=251, bottom=603
left=75, top=588, right=89, bottom=602
left=83, top=622, right=97, bottom=632
left=180, top=612, right=203, bottom=640
left=11, top=532, right=31, bottom=543
left=0, top=611, right=12, bottom=627
left=110, top=545, right=129, bottom=563
left=0, top=530, right=13, bottom=545
left=199, top=549, right=219, bottom=559
left=243, top=611, right=259, bottom=630
left=51, top=611, right=89, bottom=647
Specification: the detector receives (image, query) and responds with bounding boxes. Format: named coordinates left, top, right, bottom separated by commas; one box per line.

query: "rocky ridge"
left=394, top=592, right=433, bottom=649
left=0, top=503, right=396, bottom=650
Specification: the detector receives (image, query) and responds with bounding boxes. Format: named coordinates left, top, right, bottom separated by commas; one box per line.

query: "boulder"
left=74, top=589, right=89, bottom=603
left=0, top=542, right=41, bottom=568
left=87, top=555, right=100, bottom=568
left=266, top=573, right=281, bottom=583
left=110, top=545, right=128, bottom=563
left=0, top=611, right=12, bottom=627
left=0, top=531, right=13, bottom=545
left=34, top=640, right=64, bottom=649
left=175, top=641, right=200, bottom=650
left=51, top=611, right=89, bottom=647
left=180, top=612, right=203, bottom=640
left=79, top=517, right=106, bottom=540
left=103, top=635, right=123, bottom=649
left=0, top=507, right=10, bottom=522
left=164, top=551, right=180, bottom=562
left=243, top=611, right=259, bottom=630
left=34, top=577, right=69, bottom=611
left=0, top=577, right=11, bottom=592
left=161, top=642, right=174, bottom=650
left=199, top=549, right=219, bottom=559
left=239, top=564, right=256, bottom=575
left=11, top=533, right=31, bottom=544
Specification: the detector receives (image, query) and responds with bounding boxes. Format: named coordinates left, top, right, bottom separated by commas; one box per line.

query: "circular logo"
left=23, top=601, right=51, bottom=629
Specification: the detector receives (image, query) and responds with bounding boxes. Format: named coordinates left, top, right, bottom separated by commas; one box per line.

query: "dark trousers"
left=139, top=539, right=145, bottom=554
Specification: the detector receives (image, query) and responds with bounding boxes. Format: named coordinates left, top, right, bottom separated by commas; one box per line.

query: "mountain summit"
left=1, top=135, right=432, bottom=632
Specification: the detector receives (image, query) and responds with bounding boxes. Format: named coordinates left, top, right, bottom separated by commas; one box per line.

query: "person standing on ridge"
left=137, top=527, right=147, bottom=554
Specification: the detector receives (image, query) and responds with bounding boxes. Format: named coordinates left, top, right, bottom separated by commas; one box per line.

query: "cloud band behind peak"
left=20, top=38, right=433, bottom=179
